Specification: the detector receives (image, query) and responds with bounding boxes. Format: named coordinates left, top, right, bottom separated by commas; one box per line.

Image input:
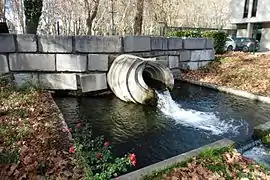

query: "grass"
left=143, top=147, right=231, bottom=180
left=143, top=160, right=190, bottom=180
left=142, top=145, right=270, bottom=180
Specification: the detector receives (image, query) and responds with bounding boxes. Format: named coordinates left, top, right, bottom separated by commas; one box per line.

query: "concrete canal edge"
left=115, top=138, right=234, bottom=180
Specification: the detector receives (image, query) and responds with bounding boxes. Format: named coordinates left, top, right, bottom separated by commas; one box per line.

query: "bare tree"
left=84, top=0, right=100, bottom=35
left=133, top=0, right=144, bottom=35
left=0, top=0, right=4, bottom=21
left=19, top=0, right=231, bottom=36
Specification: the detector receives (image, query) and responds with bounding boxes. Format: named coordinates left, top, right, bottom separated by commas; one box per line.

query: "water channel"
left=54, top=81, right=270, bottom=169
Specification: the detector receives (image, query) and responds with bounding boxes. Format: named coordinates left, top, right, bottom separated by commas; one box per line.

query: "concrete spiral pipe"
left=107, top=54, right=174, bottom=104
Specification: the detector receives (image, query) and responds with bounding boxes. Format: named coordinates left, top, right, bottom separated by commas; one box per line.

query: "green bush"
left=167, top=29, right=228, bottom=54
left=202, top=31, right=228, bottom=54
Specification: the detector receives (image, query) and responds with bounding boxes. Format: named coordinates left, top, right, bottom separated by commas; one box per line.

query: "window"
left=251, top=0, right=258, bottom=17
left=243, top=0, right=250, bottom=18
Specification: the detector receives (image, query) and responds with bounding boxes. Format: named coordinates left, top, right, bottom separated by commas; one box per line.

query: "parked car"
left=224, top=37, right=236, bottom=51
left=234, top=37, right=260, bottom=52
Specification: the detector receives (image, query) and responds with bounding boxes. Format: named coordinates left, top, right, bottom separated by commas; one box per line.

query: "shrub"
left=168, top=29, right=228, bottom=54
left=69, top=123, right=136, bottom=180
left=201, top=31, right=228, bottom=54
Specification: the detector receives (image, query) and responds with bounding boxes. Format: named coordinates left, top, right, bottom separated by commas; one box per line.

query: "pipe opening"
left=107, top=54, right=174, bottom=104
left=142, top=68, right=167, bottom=91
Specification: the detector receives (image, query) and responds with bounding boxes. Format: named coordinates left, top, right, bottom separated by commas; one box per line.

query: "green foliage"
left=24, top=0, right=43, bottom=34
left=0, top=150, right=19, bottom=164
left=71, top=124, right=135, bottom=180
left=262, top=134, right=270, bottom=145
left=143, top=146, right=234, bottom=180
left=199, top=146, right=232, bottom=160
left=168, top=29, right=228, bottom=54
left=202, top=31, right=228, bottom=54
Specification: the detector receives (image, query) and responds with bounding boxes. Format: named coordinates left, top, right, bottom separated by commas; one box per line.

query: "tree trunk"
left=24, top=0, right=43, bottom=34
left=0, top=0, right=4, bottom=20
left=133, top=0, right=144, bottom=35
left=85, top=0, right=99, bottom=35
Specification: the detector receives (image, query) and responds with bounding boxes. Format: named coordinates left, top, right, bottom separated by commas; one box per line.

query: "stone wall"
left=0, top=34, right=215, bottom=92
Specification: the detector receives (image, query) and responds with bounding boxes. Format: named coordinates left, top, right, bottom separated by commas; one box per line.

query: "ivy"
left=167, top=29, right=228, bottom=54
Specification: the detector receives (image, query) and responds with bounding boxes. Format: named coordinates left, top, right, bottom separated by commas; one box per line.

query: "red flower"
left=69, top=145, right=75, bottom=153
left=96, top=153, right=102, bottom=159
left=129, top=153, right=136, bottom=166
left=104, top=141, right=109, bottom=147
left=76, top=123, right=81, bottom=128
left=68, top=128, right=72, bottom=132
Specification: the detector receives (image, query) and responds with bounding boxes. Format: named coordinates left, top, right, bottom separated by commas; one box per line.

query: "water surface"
left=54, top=81, right=270, bottom=168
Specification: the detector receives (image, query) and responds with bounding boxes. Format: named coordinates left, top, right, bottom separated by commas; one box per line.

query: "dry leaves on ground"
left=0, top=83, right=83, bottom=180
left=160, top=149, right=270, bottom=180
left=181, top=52, right=270, bottom=97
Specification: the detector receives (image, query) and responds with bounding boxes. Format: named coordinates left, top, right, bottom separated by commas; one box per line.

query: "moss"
left=262, top=134, right=270, bottom=145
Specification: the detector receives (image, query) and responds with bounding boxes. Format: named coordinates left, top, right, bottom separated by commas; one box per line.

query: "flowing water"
left=243, top=144, right=270, bottom=168
left=156, top=90, right=248, bottom=135
left=54, top=82, right=270, bottom=169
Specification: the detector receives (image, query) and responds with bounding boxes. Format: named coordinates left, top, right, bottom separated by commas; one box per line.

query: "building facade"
left=230, top=0, right=270, bottom=51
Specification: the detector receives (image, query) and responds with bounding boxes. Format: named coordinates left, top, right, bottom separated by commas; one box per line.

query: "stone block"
left=131, top=52, right=152, bottom=58
left=79, top=73, right=107, bottom=92
left=151, top=36, right=168, bottom=50
left=167, top=51, right=180, bottom=56
left=184, top=38, right=206, bottom=50
left=0, top=54, right=9, bottom=74
left=205, top=50, right=215, bottom=60
left=108, top=55, right=118, bottom=68
left=13, top=73, right=39, bottom=86
left=156, top=56, right=169, bottom=67
left=198, top=61, right=211, bottom=68
left=151, top=51, right=166, bottom=56
left=167, top=37, right=182, bottom=50
left=39, top=73, right=77, bottom=90
left=190, top=50, right=203, bottom=61
left=123, top=36, right=151, bottom=52
left=9, top=53, right=55, bottom=71
left=56, top=54, right=87, bottom=72
left=180, top=50, right=191, bottom=62
left=168, top=56, right=179, bottom=69
left=190, top=50, right=215, bottom=61
left=205, top=38, right=214, bottom=49
left=179, top=62, right=199, bottom=70
left=88, top=54, right=108, bottom=71
left=75, top=36, right=122, bottom=53
left=0, top=34, right=15, bottom=53
left=16, top=34, right=37, bottom=52
left=38, top=35, right=73, bottom=53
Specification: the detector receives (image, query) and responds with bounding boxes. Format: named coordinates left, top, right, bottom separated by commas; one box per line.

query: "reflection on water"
left=54, top=82, right=270, bottom=168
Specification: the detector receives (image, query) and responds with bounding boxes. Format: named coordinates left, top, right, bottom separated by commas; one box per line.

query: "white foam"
left=156, top=90, right=249, bottom=135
